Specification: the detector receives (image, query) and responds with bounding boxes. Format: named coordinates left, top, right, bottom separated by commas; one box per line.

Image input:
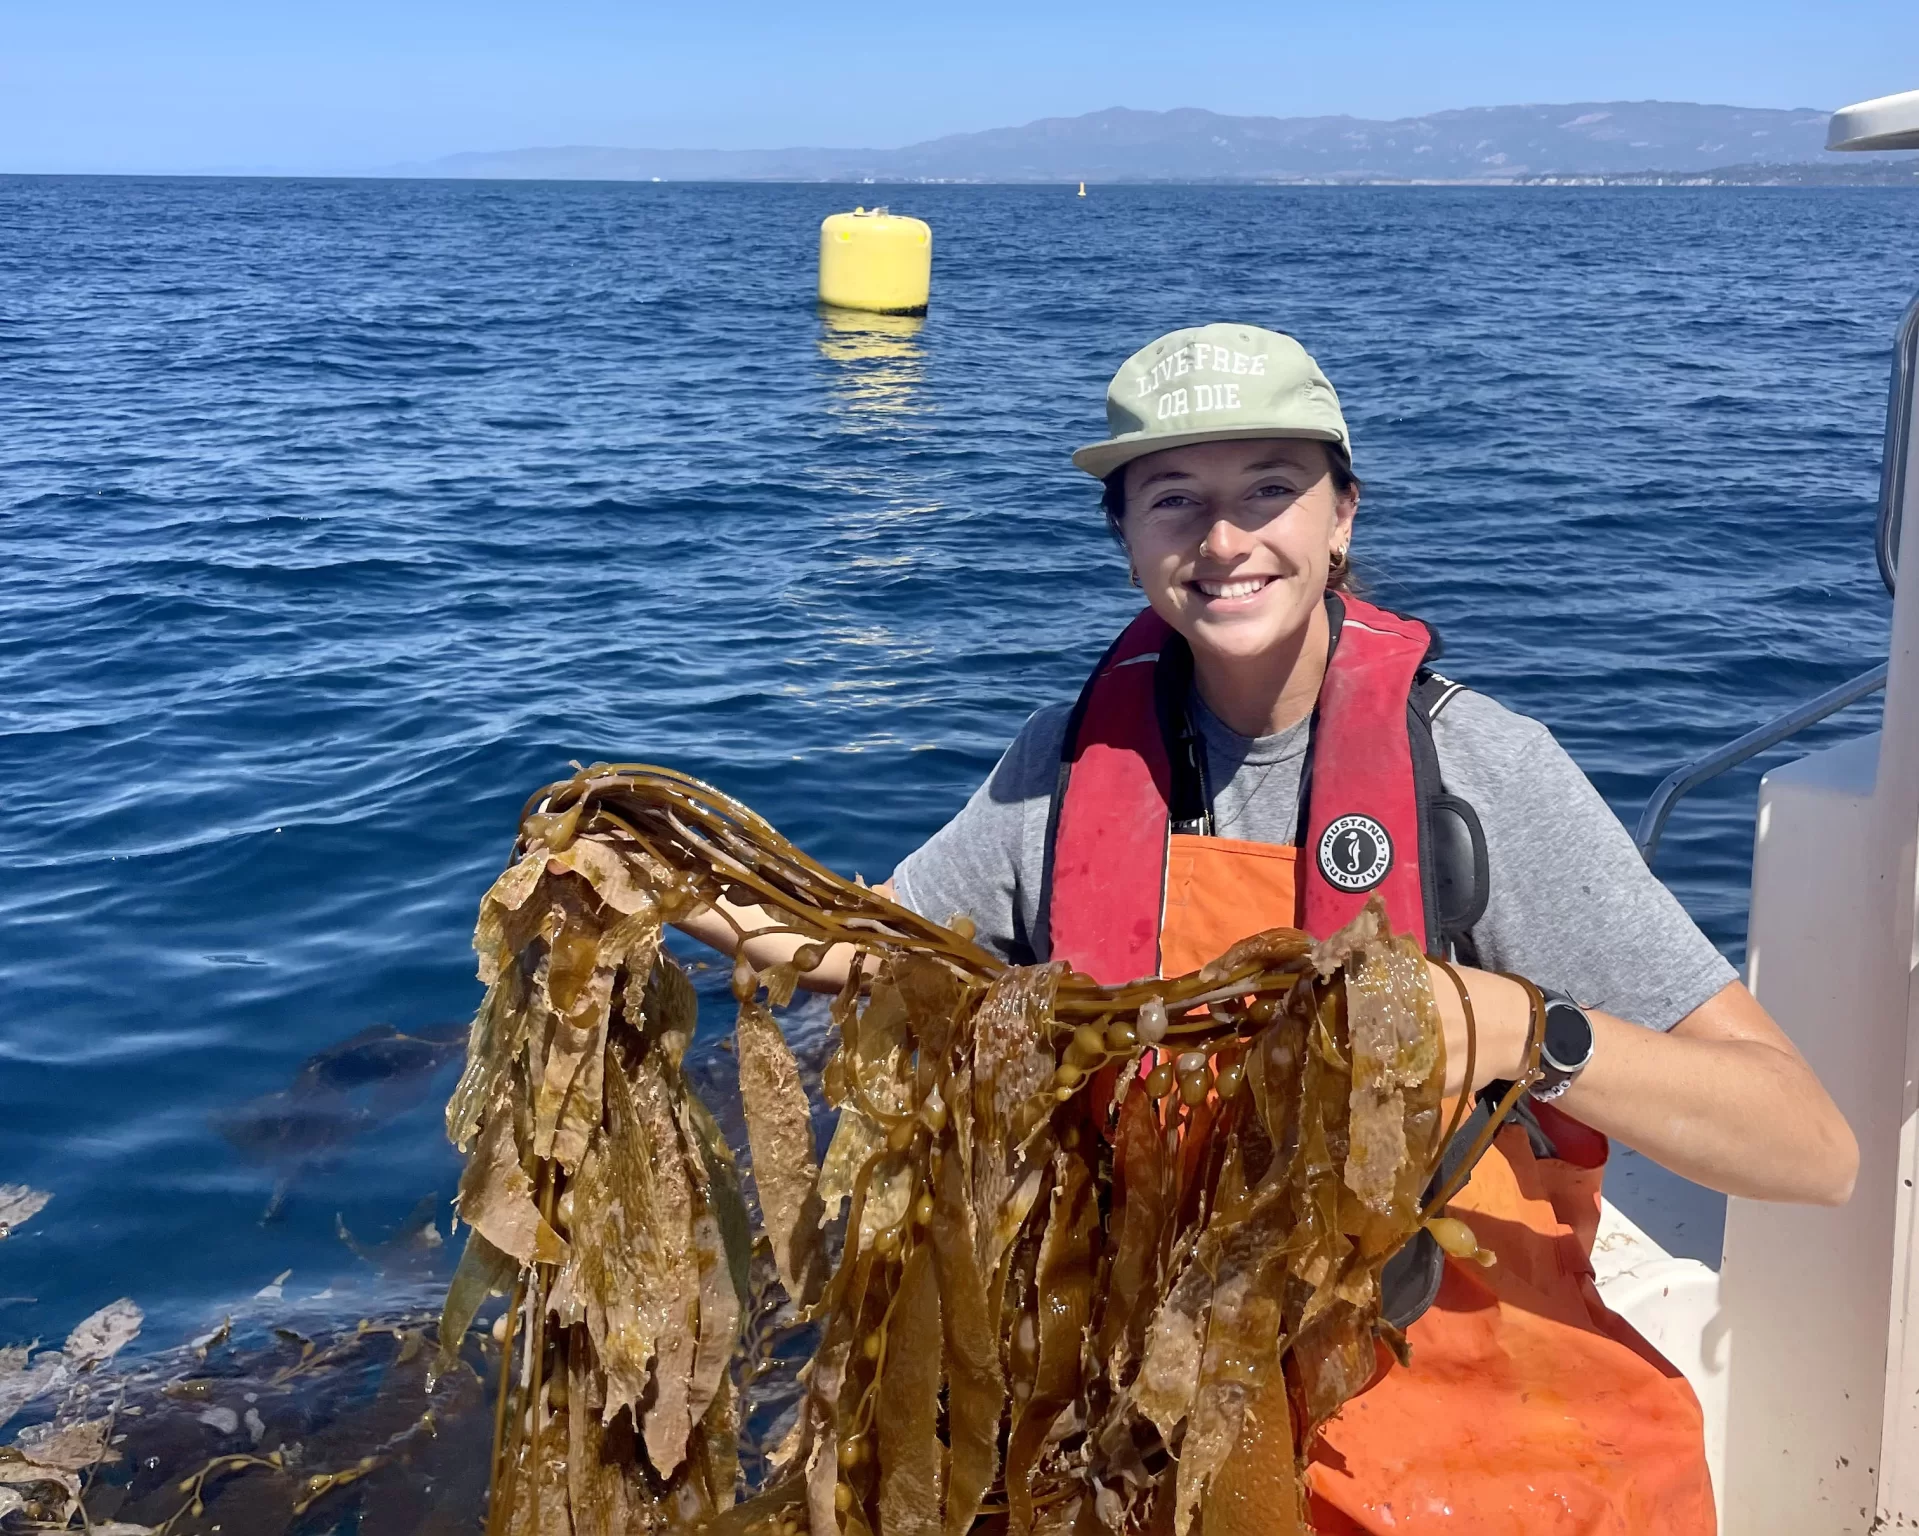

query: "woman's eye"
left=1255, top=482, right=1300, bottom=498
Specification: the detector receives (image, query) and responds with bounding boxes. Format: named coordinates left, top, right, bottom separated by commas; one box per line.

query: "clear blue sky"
left=4, top=0, right=1915, bottom=174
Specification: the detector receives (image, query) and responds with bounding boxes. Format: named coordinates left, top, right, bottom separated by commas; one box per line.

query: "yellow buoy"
left=1078, top=181, right=1086, bottom=197
left=818, top=207, right=931, bottom=316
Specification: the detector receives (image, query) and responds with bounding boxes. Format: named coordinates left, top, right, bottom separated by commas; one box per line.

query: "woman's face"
left=1120, top=437, right=1356, bottom=666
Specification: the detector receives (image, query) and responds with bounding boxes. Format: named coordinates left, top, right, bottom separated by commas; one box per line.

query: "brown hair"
left=1100, top=441, right=1364, bottom=592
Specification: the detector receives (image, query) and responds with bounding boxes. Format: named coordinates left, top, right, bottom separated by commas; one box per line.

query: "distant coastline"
left=1519, top=161, right=1919, bottom=187
left=398, top=102, right=1918, bottom=188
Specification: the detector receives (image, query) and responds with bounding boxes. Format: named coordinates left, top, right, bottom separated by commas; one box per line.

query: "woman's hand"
left=1425, top=962, right=1858, bottom=1207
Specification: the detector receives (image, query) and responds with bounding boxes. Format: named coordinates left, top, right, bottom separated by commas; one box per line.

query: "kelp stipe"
left=443, top=764, right=1476, bottom=1536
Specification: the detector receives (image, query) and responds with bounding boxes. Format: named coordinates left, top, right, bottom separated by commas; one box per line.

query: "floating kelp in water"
left=0, top=1189, right=50, bottom=1243
left=444, top=764, right=1483, bottom=1536
left=1, top=1305, right=498, bottom=1535
left=338, top=1194, right=453, bottom=1278
left=215, top=1023, right=468, bottom=1222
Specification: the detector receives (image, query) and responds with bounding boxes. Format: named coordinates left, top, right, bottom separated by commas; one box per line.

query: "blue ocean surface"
left=0, top=177, right=1910, bottom=1351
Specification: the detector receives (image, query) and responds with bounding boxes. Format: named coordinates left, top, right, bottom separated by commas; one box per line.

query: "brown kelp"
left=442, top=763, right=1530, bottom=1536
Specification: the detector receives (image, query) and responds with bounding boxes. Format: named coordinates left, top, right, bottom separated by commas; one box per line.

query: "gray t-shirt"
left=893, top=689, right=1735, bottom=1033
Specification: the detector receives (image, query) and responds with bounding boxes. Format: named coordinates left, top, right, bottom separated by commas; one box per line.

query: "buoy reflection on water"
left=817, top=307, right=927, bottom=419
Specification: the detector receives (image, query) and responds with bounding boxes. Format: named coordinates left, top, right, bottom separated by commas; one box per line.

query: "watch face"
left=1541, top=999, right=1594, bottom=1074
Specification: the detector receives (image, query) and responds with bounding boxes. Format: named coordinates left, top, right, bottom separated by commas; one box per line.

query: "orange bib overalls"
left=1161, top=833, right=1716, bottom=1535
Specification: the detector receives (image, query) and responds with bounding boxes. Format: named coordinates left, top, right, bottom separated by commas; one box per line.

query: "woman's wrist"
left=1473, top=970, right=1536, bottom=1087
left=1429, top=961, right=1535, bottom=1096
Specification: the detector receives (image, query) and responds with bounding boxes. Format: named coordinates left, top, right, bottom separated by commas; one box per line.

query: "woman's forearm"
left=671, top=881, right=898, bottom=995
left=1556, top=1007, right=1856, bottom=1204
left=1428, top=965, right=1857, bottom=1207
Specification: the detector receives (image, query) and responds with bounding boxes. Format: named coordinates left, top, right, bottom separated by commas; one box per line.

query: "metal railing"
left=1634, top=662, right=1889, bottom=864
left=1878, top=292, right=1919, bottom=596
left=1633, top=286, right=1915, bottom=865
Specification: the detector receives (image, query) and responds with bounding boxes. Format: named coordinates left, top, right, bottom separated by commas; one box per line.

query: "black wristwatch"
left=1529, top=989, right=1595, bottom=1102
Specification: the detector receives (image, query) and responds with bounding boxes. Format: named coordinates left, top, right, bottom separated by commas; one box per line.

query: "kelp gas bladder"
left=439, top=764, right=1530, bottom=1536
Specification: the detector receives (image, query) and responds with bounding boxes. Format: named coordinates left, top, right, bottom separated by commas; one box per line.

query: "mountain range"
left=415, top=101, right=1916, bottom=184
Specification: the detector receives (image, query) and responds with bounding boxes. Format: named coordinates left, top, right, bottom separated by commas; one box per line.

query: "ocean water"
left=0, top=176, right=1911, bottom=1353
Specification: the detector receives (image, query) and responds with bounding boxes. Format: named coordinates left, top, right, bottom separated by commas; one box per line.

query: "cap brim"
left=1071, top=425, right=1346, bottom=481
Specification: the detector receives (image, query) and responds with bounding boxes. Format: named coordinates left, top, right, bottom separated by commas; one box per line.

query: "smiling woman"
left=678, top=321, right=1859, bottom=1530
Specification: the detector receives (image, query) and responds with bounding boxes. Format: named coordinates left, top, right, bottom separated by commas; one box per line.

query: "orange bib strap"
left=1160, top=833, right=1298, bottom=979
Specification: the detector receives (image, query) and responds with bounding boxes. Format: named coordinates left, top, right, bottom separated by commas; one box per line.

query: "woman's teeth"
left=1194, top=577, right=1271, bottom=600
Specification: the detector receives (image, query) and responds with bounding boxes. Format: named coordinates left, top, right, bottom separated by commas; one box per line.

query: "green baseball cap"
left=1071, top=323, right=1350, bottom=481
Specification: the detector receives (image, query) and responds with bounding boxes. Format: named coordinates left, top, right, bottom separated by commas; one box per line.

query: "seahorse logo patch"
left=1317, top=814, right=1393, bottom=893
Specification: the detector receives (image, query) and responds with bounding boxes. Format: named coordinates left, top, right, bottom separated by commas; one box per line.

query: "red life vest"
left=1044, top=593, right=1436, bottom=980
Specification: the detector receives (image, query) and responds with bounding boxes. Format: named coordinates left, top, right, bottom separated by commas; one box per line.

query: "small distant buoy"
left=818, top=208, right=931, bottom=316
left=1078, top=181, right=1086, bottom=197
